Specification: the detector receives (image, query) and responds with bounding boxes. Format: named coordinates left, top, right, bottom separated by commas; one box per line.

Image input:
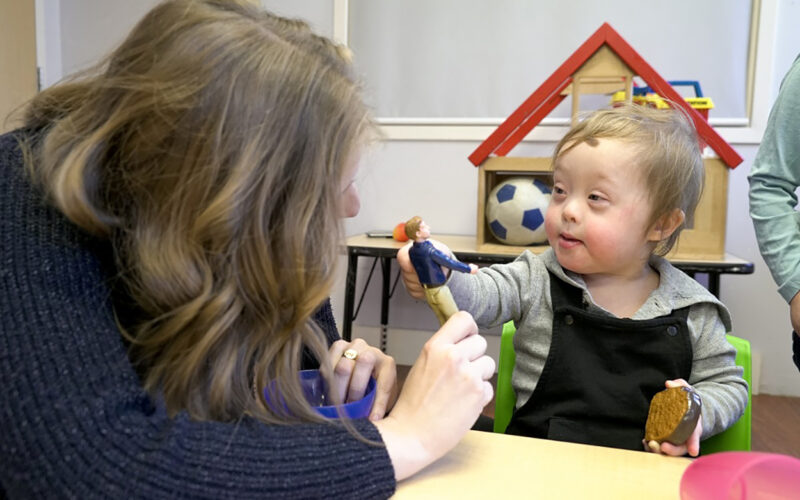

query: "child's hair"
left=405, top=216, right=423, bottom=240
left=552, top=103, right=704, bottom=256
left=22, top=0, right=375, bottom=423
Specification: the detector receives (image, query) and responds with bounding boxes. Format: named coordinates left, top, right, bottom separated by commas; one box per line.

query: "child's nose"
left=561, top=198, right=579, bottom=222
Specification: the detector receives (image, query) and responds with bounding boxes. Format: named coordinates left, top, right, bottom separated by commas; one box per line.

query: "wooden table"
left=343, top=233, right=754, bottom=343
left=394, top=430, right=691, bottom=499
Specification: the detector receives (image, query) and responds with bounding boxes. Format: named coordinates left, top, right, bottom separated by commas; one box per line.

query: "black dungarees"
left=505, top=271, right=693, bottom=451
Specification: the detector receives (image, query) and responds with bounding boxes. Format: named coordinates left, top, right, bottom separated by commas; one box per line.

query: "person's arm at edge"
left=749, top=56, right=800, bottom=309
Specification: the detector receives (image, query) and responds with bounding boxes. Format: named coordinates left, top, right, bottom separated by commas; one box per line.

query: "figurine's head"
left=551, top=103, right=703, bottom=256
left=404, top=216, right=429, bottom=242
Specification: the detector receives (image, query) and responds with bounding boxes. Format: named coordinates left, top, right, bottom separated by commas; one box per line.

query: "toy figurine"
left=404, top=216, right=477, bottom=325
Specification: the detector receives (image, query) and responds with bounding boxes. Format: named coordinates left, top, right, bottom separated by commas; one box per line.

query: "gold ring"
left=343, top=348, right=358, bottom=361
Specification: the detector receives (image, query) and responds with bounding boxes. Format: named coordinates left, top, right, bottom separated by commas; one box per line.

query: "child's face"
left=545, top=138, right=659, bottom=278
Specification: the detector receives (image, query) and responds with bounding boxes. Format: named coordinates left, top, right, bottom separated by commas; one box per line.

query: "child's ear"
left=647, top=209, right=685, bottom=242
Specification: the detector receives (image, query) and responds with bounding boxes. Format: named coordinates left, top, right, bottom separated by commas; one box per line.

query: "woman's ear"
left=647, top=209, right=685, bottom=242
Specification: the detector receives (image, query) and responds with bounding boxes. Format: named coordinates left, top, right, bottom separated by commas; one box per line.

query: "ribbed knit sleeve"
left=0, top=132, right=395, bottom=499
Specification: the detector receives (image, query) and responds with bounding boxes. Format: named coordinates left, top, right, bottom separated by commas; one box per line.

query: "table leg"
left=342, top=250, right=358, bottom=342
left=380, top=256, right=391, bottom=352
left=709, top=273, right=720, bottom=298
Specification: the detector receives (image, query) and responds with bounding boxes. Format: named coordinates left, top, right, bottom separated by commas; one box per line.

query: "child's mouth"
left=558, top=233, right=581, bottom=248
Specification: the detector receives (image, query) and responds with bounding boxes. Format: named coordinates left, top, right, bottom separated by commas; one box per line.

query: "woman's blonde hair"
left=552, top=103, right=704, bottom=256
left=23, top=0, right=374, bottom=423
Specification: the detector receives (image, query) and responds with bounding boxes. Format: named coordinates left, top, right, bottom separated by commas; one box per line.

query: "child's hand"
left=397, top=242, right=425, bottom=299
left=643, top=378, right=703, bottom=457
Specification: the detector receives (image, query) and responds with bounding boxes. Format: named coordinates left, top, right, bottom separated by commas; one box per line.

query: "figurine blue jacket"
left=409, top=240, right=471, bottom=286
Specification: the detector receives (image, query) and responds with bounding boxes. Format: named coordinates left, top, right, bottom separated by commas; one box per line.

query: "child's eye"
left=553, top=186, right=566, bottom=195
left=588, top=193, right=606, bottom=202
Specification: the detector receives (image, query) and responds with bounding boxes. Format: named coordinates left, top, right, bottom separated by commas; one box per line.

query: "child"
left=399, top=104, right=748, bottom=456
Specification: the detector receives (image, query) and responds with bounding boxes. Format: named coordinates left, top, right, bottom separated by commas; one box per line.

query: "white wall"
left=38, top=0, right=800, bottom=396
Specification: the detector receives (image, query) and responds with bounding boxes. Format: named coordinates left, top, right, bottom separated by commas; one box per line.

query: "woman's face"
left=338, top=153, right=361, bottom=218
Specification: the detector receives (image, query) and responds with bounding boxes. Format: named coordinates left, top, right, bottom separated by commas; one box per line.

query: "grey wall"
left=59, top=0, right=158, bottom=76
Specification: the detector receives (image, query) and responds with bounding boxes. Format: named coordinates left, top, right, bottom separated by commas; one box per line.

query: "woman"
left=0, top=1, right=494, bottom=497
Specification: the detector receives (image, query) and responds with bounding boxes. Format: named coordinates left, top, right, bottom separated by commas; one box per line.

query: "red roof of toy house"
left=468, top=23, right=743, bottom=168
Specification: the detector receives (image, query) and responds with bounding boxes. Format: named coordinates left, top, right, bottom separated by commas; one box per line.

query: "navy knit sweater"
left=0, top=131, right=395, bottom=498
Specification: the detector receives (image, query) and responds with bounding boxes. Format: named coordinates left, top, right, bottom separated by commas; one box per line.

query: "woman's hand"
left=790, top=292, right=800, bottom=335
left=644, top=378, right=703, bottom=457
left=328, top=338, right=398, bottom=421
left=373, top=311, right=495, bottom=481
left=397, top=239, right=457, bottom=299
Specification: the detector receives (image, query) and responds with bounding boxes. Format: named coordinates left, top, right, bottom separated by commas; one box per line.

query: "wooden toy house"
left=468, top=23, right=743, bottom=260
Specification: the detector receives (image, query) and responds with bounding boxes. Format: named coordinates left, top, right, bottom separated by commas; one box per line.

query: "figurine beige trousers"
left=423, top=284, right=459, bottom=326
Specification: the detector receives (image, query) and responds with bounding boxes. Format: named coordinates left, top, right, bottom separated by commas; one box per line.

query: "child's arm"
left=446, top=251, right=547, bottom=329
left=685, top=303, right=749, bottom=439
left=397, top=245, right=546, bottom=328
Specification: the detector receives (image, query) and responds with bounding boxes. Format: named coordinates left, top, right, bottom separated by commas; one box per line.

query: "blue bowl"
left=266, top=369, right=376, bottom=419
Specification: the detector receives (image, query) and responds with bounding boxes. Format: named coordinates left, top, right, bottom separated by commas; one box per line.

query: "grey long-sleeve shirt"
left=449, top=249, right=747, bottom=439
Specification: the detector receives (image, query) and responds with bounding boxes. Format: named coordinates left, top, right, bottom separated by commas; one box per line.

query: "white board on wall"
left=347, top=0, right=752, bottom=123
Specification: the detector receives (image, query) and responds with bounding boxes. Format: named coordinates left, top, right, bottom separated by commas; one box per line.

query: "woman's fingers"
left=449, top=331, right=489, bottom=362
left=428, top=311, right=479, bottom=346
left=328, top=338, right=397, bottom=415
left=369, top=355, right=398, bottom=421
left=345, top=349, right=375, bottom=402
left=473, top=354, right=497, bottom=385
left=329, top=338, right=367, bottom=404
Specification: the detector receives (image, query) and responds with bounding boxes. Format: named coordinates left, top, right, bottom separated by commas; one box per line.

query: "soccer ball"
left=486, top=177, right=552, bottom=245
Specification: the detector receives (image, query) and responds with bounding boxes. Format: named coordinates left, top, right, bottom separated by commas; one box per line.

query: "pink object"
left=681, top=452, right=800, bottom=500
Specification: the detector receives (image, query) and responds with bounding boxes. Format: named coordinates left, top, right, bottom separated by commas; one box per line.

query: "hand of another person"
left=789, top=292, right=800, bottom=336
left=329, top=338, right=398, bottom=421
left=373, top=311, right=495, bottom=481
left=396, top=239, right=457, bottom=300
left=644, top=378, right=703, bottom=457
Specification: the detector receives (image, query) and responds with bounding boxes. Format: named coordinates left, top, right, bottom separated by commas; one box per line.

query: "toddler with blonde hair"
left=400, top=104, right=747, bottom=456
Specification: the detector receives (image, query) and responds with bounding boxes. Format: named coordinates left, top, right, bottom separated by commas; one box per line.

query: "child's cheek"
left=544, top=206, right=559, bottom=245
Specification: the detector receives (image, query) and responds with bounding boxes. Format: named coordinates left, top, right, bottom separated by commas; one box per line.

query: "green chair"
left=493, top=321, right=752, bottom=453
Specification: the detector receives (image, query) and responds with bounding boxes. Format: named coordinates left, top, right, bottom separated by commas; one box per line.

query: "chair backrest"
left=493, top=321, right=752, bottom=453
left=492, top=321, right=518, bottom=434
left=700, top=334, right=752, bottom=453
